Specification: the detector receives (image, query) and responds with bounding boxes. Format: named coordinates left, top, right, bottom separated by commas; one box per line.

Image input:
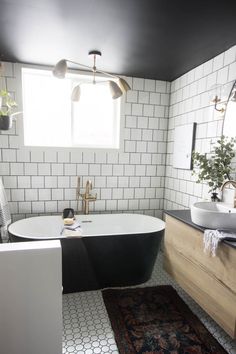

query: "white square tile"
left=117, top=199, right=128, bottom=210
left=39, top=189, right=51, bottom=201
left=38, top=163, right=51, bottom=176
left=112, top=164, right=124, bottom=176
left=213, top=53, right=224, bottom=71
left=25, top=189, right=38, bottom=201
left=228, top=61, right=236, bottom=82
left=10, top=162, right=24, bottom=175
left=2, top=149, right=16, bottom=162
left=118, top=176, right=129, bottom=188
left=45, top=201, right=57, bottom=213
left=44, top=150, right=57, bottom=163
left=52, top=189, right=64, bottom=200
left=24, top=163, right=38, bottom=175
left=64, top=164, right=76, bottom=176
left=0, top=135, right=9, bottom=148
left=126, top=90, right=138, bottom=103
left=58, top=151, right=70, bottom=163
left=150, top=92, right=161, bottom=105
left=224, top=45, right=236, bottom=66
left=89, top=164, right=101, bottom=176
left=106, top=176, right=118, bottom=188
left=144, top=79, right=155, bottom=92
left=101, top=164, right=112, bottom=176
left=77, top=164, right=89, bottom=176
left=31, top=176, right=44, bottom=188
left=11, top=189, right=24, bottom=201
left=18, top=201, right=31, bottom=214
left=133, top=78, right=144, bottom=90
left=132, top=103, right=143, bottom=116
left=45, top=176, right=57, bottom=188
left=137, top=116, right=148, bottom=129
left=138, top=91, right=149, bottom=104
left=30, top=151, right=44, bottom=162
left=107, top=152, right=119, bottom=164
left=156, top=80, right=166, bottom=93
left=17, top=176, right=31, bottom=188
left=143, top=104, right=154, bottom=117
left=126, top=115, right=137, bottom=128
left=58, top=176, right=70, bottom=188
left=101, top=188, right=112, bottom=199
left=16, top=150, right=30, bottom=163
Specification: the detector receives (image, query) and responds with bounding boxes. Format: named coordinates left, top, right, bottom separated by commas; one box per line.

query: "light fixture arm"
left=53, top=50, right=131, bottom=102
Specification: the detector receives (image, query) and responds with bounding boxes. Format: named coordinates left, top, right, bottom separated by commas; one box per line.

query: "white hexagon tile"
left=62, top=252, right=236, bottom=354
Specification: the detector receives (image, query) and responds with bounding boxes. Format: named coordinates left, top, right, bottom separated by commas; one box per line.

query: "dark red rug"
left=102, top=285, right=227, bottom=354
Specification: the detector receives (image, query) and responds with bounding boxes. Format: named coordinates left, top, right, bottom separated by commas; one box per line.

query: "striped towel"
left=203, top=229, right=236, bottom=256
left=0, top=178, right=11, bottom=242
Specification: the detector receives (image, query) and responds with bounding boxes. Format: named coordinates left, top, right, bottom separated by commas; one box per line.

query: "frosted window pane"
left=21, top=68, right=120, bottom=149
left=22, top=69, right=71, bottom=147
left=72, top=83, right=120, bottom=148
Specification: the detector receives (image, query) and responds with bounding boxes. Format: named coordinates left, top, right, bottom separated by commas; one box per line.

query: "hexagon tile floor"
left=62, top=252, right=236, bottom=354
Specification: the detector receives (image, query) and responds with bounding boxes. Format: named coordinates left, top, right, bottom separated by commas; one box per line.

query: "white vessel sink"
left=190, top=202, right=236, bottom=230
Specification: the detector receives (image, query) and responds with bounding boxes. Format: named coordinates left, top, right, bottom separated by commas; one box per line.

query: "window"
left=21, top=68, right=121, bottom=149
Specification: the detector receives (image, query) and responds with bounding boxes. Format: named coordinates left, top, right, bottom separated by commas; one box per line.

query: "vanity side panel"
left=164, top=214, right=236, bottom=338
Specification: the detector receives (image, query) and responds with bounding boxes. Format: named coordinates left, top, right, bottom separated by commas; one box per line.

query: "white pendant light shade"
left=118, top=78, right=131, bottom=93
left=53, top=59, right=67, bottom=79
left=71, top=85, right=81, bottom=102
left=109, top=80, right=122, bottom=99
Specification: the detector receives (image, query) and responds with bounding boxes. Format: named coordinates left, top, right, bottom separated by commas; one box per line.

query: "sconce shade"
left=53, top=59, right=67, bottom=79
left=118, top=78, right=131, bottom=93
left=71, top=85, right=81, bottom=102
left=109, top=81, right=122, bottom=99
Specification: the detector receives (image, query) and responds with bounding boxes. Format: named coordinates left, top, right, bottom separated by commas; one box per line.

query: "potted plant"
left=192, top=136, right=236, bottom=201
left=0, top=89, right=19, bottom=130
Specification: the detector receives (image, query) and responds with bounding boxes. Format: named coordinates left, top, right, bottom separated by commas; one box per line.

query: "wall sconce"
left=52, top=50, right=131, bottom=101
left=209, top=84, right=226, bottom=113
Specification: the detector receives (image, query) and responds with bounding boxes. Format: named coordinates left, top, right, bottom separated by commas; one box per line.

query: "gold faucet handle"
left=88, top=193, right=97, bottom=201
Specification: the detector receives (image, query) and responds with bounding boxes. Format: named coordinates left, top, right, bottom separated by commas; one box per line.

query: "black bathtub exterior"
left=10, top=230, right=163, bottom=294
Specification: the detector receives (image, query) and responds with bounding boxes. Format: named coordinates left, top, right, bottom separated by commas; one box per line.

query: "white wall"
left=0, top=240, right=62, bottom=354
left=164, top=45, right=236, bottom=210
left=0, top=65, right=170, bottom=220
left=1, top=45, right=236, bottom=219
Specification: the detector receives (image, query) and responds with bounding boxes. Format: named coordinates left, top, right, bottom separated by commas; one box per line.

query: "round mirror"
left=222, top=80, right=236, bottom=138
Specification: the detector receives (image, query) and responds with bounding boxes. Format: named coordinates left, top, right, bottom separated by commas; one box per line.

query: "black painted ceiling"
left=0, top=0, right=236, bottom=81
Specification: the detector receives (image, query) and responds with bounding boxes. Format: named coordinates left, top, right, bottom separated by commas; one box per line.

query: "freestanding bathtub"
left=9, top=213, right=165, bottom=294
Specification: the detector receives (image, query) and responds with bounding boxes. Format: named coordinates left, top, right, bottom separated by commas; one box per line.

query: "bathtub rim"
left=8, top=213, right=165, bottom=240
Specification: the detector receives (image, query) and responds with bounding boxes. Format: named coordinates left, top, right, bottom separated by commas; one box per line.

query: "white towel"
left=203, top=229, right=236, bottom=256
left=60, top=219, right=81, bottom=236
left=0, top=178, right=11, bottom=242
left=62, top=229, right=83, bottom=238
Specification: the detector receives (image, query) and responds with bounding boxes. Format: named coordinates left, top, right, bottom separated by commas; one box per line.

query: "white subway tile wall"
left=1, top=45, right=236, bottom=221
left=164, top=45, right=236, bottom=210
left=0, top=64, right=169, bottom=221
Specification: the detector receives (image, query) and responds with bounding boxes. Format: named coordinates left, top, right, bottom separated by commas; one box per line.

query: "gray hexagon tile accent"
left=62, top=252, right=236, bottom=354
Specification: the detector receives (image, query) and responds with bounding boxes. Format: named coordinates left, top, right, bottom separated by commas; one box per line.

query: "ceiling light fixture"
left=53, top=50, right=130, bottom=101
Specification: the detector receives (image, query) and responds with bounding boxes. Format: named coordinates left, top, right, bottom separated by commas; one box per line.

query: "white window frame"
left=15, top=64, right=125, bottom=153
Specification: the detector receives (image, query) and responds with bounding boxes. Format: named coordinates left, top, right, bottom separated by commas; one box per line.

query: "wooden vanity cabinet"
left=164, top=214, right=236, bottom=338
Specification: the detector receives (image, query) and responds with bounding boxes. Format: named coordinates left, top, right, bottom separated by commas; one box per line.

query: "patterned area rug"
left=102, top=285, right=227, bottom=354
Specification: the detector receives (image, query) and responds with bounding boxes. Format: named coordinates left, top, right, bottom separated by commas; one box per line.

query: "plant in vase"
left=0, top=62, right=20, bottom=130
left=192, top=136, right=236, bottom=201
left=0, top=89, right=19, bottom=130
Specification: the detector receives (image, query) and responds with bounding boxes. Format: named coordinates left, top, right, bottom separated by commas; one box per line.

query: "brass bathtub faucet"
left=76, top=177, right=97, bottom=214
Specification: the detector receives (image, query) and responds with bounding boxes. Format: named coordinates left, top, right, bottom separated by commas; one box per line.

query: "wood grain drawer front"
left=164, top=214, right=236, bottom=338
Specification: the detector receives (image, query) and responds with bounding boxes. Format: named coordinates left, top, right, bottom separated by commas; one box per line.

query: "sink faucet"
left=76, top=177, right=97, bottom=214
left=220, top=180, right=236, bottom=208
